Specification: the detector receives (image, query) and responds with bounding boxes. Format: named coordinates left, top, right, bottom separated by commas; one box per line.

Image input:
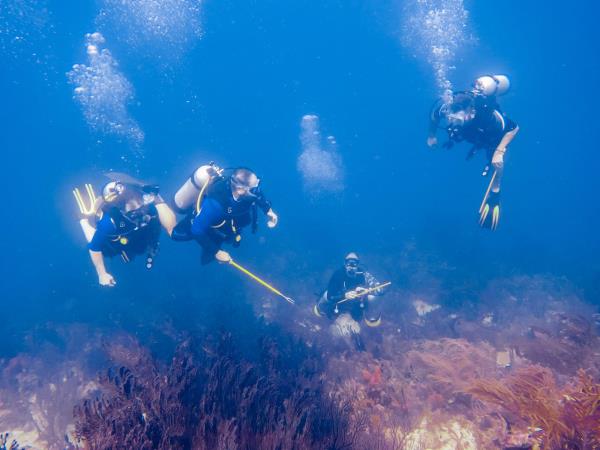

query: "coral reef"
left=74, top=327, right=362, bottom=449
left=326, top=338, right=509, bottom=448
left=322, top=292, right=600, bottom=450
left=468, top=366, right=600, bottom=449
left=0, top=325, right=103, bottom=449
left=1, top=269, right=598, bottom=450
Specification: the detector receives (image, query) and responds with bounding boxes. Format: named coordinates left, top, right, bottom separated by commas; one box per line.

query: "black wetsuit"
left=317, top=267, right=382, bottom=322
left=431, top=94, right=518, bottom=159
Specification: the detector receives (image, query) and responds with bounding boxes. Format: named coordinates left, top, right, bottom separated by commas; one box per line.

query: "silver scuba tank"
left=173, top=164, right=222, bottom=213
left=474, top=75, right=510, bottom=97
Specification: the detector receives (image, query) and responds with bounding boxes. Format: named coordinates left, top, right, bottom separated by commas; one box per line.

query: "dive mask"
left=345, top=259, right=359, bottom=275
left=102, top=181, right=125, bottom=203
left=231, top=174, right=260, bottom=198
left=446, top=110, right=468, bottom=127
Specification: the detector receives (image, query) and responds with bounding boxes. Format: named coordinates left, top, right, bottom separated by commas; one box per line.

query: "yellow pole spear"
left=335, top=281, right=392, bottom=305
left=228, top=259, right=295, bottom=305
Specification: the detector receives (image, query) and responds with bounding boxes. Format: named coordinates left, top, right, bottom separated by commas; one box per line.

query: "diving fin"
left=479, top=190, right=501, bottom=230
left=73, top=184, right=97, bottom=216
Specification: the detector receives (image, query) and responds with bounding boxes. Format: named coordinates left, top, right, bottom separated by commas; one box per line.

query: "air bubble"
left=297, top=115, right=344, bottom=195
left=67, top=32, right=144, bottom=146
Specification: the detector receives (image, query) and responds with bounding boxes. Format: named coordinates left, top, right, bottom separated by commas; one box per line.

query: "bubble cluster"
left=297, top=115, right=344, bottom=195
left=402, top=0, right=475, bottom=97
left=96, top=0, right=203, bottom=60
left=67, top=32, right=144, bottom=145
left=0, top=0, right=54, bottom=68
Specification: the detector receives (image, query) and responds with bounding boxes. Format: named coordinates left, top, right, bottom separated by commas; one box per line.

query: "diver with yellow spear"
left=170, top=162, right=292, bottom=303
left=314, top=253, right=390, bottom=349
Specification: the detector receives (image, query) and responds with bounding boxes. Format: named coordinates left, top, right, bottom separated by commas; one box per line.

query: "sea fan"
left=74, top=328, right=363, bottom=449
left=467, top=366, right=600, bottom=449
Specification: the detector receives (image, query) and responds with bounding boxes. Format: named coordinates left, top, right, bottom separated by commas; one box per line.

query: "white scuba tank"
left=173, top=164, right=219, bottom=213
left=474, top=75, right=510, bottom=96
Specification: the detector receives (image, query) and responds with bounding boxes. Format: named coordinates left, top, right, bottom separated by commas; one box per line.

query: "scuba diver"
left=171, top=163, right=278, bottom=264
left=314, top=253, right=389, bottom=350
left=427, top=75, right=519, bottom=230
left=73, top=174, right=177, bottom=287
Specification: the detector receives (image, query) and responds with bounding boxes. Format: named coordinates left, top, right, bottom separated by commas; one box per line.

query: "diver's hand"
left=492, top=147, right=505, bottom=169
left=98, top=272, right=116, bottom=287
left=266, top=209, right=278, bottom=228
left=345, top=290, right=358, bottom=300
left=215, top=250, right=232, bottom=263
left=355, top=287, right=368, bottom=296
left=427, top=136, right=438, bottom=148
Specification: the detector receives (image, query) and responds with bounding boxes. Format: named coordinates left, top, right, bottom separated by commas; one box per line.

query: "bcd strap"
left=251, top=203, right=258, bottom=234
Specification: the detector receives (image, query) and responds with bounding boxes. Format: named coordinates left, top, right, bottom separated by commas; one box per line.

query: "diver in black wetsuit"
left=314, top=253, right=385, bottom=329
left=426, top=75, right=519, bottom=229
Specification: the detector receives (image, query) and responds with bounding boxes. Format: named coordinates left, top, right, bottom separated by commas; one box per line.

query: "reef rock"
left=402, top=417, right=478, bottom=450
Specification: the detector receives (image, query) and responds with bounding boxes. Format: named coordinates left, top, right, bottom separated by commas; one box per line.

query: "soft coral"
left=362, top=365, right=382, bottom=386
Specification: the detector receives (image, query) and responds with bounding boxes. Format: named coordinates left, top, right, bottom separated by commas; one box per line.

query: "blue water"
left=1, top=0, right=599, bottom=356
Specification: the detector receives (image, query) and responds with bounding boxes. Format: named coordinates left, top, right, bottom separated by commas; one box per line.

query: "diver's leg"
left=171, top=215, right=195, bottom=241
left=156, top=202, right=177, bottom=237
left=200, top=233, right=226, bottom=265
left=89, top=250, right=116, bottom=287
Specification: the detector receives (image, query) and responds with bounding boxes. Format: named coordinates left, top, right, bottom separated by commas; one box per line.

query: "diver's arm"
left=492, top=125, right=519, bottom=170
left=496, top=125, right=519, bottom=153
left=265, top=208, right=278, bottom=228
left=427, top=121, right=439, bottom=146
left=427, top=106, right=442, bottom=147
left=89, top=250, right=116, bottom=287
left=156, top=203, right=177, bottom=237
left=364, top=272, right=384, bottom=295
left=87, top=219, right=116, bottom=286
left=255, top=194, right=278, bottom=228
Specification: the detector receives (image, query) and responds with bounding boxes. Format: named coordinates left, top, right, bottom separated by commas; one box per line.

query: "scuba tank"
left=473, top=75, right=510, bottom=97
left=173, top=163, right=223, bottom=214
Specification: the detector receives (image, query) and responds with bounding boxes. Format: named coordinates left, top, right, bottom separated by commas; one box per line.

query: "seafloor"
left=1, top=252, right=599, bottom=449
